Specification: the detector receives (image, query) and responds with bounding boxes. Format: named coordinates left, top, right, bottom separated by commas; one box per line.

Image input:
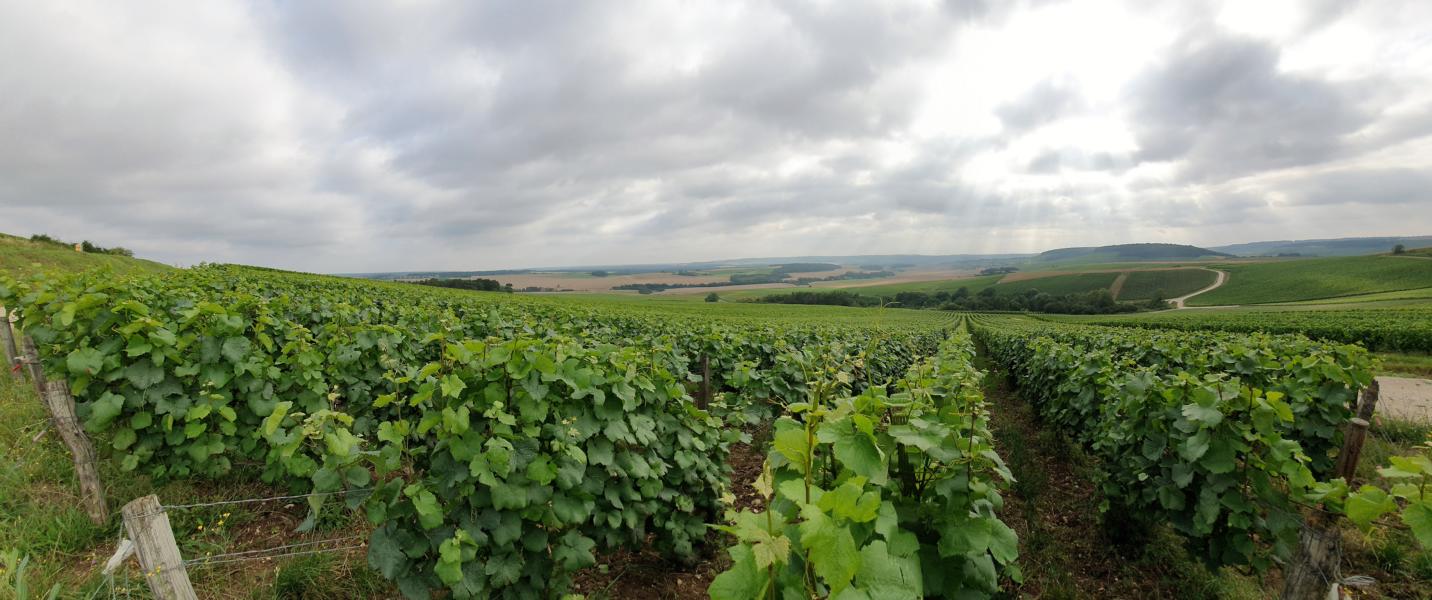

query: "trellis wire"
left=184, top=542, right=368, bottom=568
left=132, top=487, right=372, bottom=519
left=184, top=535, right=367, bottom=567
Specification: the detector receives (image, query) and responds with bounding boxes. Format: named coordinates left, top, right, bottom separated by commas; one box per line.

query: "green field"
left=1116, top=268, right=1217, bottom=300
left=0, top=233, right=171, bottom=279
left=993, top=272, right=1119, bottom=295
left=2, top=253, right=1428, bottom=598
left=822, top=274, right=1002, bottom=296
left=1264, top=286, right=1432, bottom=306
left=1187, top=255, right=1432, bottom=306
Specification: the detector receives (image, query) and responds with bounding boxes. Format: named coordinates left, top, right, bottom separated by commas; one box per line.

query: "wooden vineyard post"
left=698, top=353, right=712, bottom=410
left=1337, top=381, right=1379, bottom=482
left=1282, top=383, right=1380, bottom=600
left=43, top=380, right=109, bottom=524
left=20, top=335, right=47, bottom=392
left=122, top=495, right=197, bottom=600
left=0, top=307, right=18, bottom=380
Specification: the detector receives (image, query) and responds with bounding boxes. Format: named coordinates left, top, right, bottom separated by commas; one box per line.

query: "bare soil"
left=571, top=424, right=768, bottom=599
left=1374, top=376, right=1432, bottom=423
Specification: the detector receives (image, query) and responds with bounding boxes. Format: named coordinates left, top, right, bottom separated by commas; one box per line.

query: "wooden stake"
left=0, top=307, right=18, bottom=380
left=122, top=495, right=197, bottom=600
left=21, top=335, right=47, bottom=392
left=698, top=354, right=712, bottom=410
left=1282, top=382, right=1380, bottom=600
left=43, top=380, right=108, bottom=525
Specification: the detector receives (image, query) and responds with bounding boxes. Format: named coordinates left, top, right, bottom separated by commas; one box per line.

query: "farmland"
left=1053, top=305, right=1432, bottom=352
left=1116, top=268, right=1219, bottom=301
left=2, top=258, right=1430, bottom=599
left=1186, top=256, right=1432, bottom=306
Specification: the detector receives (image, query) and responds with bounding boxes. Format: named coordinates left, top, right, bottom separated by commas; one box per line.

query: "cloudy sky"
left=2, top=0, right=1431, bottom=272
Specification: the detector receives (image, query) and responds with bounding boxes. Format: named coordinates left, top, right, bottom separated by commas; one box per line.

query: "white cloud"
left=1, top=0, right=1430, bottom=271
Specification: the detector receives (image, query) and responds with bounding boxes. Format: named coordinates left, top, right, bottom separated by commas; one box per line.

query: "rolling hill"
left=0, top=233, right=171, bottom=278
left=1033, top=243, right=1231, bottom=264
left=1211, top=235, right=1432, bottom=257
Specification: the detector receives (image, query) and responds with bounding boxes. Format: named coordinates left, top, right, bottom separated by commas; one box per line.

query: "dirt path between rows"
left=975, top=347, right=1219, bottom=598
left=1374, top=376, right=1432, bottom=423
left=1170, top=268, right=1226, bottom=309
left=570, top=424, right=768, bottom=599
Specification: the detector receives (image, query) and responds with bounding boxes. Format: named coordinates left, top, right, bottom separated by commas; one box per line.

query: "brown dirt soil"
left=981, top=364, right=1217, bottom=598
left=571, top=424, right=768, bottom=599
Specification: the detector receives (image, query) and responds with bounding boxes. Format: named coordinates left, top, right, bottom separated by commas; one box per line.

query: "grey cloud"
left=1025, top=149, right=1129, bottom=174
left=1287, top=168, right=1432, bottom=206
left=1, top=1, right=1430, bottom=272
left=997, top=79, right=1083, bottom=133
left=1128, top=32, right=1374, bottom=181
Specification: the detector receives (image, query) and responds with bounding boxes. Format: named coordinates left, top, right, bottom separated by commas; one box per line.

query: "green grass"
left=1117, top=269, right=1217, bottom=301
left=993, top=272, right=1119, bottom=296
left=1187, top=256, right=1432, bottom=306
left=1265, top=286, right=1432, bottom=306
left=0, top=374, right=392, bottom=599
left=1379, top=352, right=1432, bottom=377
left=0, top=233, right=171, bottom=279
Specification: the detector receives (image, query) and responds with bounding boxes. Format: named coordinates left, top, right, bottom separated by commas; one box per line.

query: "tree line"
left=410, top=277, right=513, bottom=293
left=29, top=233, right=134, bottom=257
left=754, top=286, right=1169, bottom=314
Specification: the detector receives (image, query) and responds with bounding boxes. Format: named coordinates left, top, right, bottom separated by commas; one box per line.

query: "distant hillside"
left=1188, top=255, right=1432, bottom=306
left=1034, top=243, right=1231, bottom=263
left=1210, top=235, right=1432, bottom=257
left=0, top=232, right=171, bottom=278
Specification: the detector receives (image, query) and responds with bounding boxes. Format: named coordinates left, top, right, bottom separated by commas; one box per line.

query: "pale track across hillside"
left=1170, top=268, right=1228, bottom=309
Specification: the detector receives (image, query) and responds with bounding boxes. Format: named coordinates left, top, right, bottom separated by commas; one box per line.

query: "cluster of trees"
left=411, top=278, right=513, bottom=293
left=754, top=290, right=882, bottom=307
left=756, top=286, right=1169, bottom=314
left=30, top=233, right=134, bottom=257
left=791, top=270, right=894, bottom=284
left=978, top=266, right=1019, bottom=275
left=613, top=282, right=716, bottom=293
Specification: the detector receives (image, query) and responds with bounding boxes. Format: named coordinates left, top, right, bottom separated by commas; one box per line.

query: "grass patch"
left=0, top=233, right=171, bottom=279
left=0, top=375, right=392, bottom=599
left=1376, top=352, right=1432, bottom=377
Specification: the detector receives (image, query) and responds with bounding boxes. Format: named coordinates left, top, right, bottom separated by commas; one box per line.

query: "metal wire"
left=184, top=542, right=367, bottom=568
left=133, top=488, right=372, bottom=518
left=183, top=535, right=366, bottom=567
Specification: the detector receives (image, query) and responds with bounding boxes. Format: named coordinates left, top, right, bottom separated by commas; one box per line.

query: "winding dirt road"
left=1170, top=269, right=1227, bottom=309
